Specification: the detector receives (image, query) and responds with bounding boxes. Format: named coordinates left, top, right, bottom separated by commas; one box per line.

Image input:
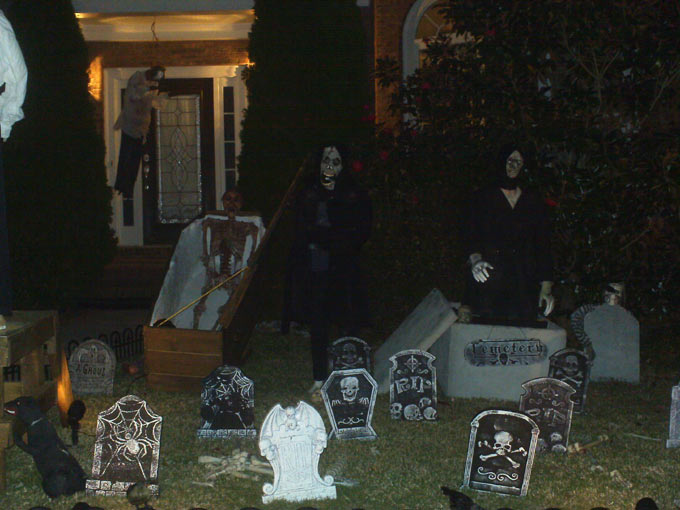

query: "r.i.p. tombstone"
left=68, top=339, right=116, bottom=395
left=197, top=365, right=256, bottom=438
left=519, top=377, right=575, bottom=453
left=321, top=369, right=377, bottom=440
left=667, top=381, right=680, bottom=448
left=258, top=401, right=336, bottom=504
left=388, top=349, right=437, bottom=421
left=548, top=349, right=591, bottom=413
left=463, top=410, right=538, bottom=497
left=86, top=395, right=163, bottom=496
left=328, top=336, right=371, bottom=373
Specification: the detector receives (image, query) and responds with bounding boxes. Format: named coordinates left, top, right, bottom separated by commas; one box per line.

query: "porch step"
left=79, top=246, right=173, bottom=307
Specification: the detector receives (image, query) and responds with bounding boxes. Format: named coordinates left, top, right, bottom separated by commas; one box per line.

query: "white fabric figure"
left=0, top=9, right=27, bottom=141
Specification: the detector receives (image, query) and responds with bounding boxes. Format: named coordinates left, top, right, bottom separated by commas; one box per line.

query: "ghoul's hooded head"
left=495, top=143, right=526, bottom=190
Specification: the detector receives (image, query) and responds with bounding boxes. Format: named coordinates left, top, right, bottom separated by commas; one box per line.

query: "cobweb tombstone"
left=86, top=395, right=163, bottom=496
left=327, top=337, right=372, bottom=373
left=548, top=348, right=591, bottom=413
left=197, top=365, right=256, bottom=438
left=388, top=349, right=437, bottom=421
left=519, top=377, right=575, bottom=453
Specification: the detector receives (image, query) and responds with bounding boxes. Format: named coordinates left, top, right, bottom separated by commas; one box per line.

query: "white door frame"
left=103, top=65, right=247, bottom=246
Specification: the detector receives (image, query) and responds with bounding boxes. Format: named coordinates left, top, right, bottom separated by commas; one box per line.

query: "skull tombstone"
left=549, top=348, right=592, bottom=413
left=388, top=349, right=437, bottom=421
left=519, top=377, right=575, bottom=453
left=328, top=337, right=371, bottom=372
left=321, top=369, right=377, bottom=440
left=340, top=376, right=359, bottom=402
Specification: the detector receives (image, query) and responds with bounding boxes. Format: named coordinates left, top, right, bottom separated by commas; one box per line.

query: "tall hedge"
left=238, top=0, right=370, bottom=221
left=370, top=0, right=680, bottom=319
left=4, top=0, right=116, bottom=308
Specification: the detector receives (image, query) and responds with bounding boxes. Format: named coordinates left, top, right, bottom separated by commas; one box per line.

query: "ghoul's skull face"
left=320, top=146, right=342, bottom=190
left=505, top=150, right=524, bottom=178
left=340, top=376, right=359, bottom=402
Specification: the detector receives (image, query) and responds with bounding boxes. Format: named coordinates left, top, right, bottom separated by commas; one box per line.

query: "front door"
left=142, top=78, right=215, bottom=245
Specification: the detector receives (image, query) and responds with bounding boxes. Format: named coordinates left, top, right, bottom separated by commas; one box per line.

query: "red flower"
left=351, top=160, right=364, bottom=173
left=544, top=197, right=558, bottom=207
left=379, top=150, right=389, bottom=161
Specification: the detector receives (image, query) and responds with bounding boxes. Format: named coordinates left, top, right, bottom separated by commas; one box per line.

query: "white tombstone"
left=430, top=321, right=566, bottom=402
left=667, top=382, right=680, bottom=448
left=374, top=289, right=457, bottom=392
left=575, top=304, right=639, bottom=383
left=68, top=339, right=116, bottom=395
left=258, top=401, right=336, bottom=504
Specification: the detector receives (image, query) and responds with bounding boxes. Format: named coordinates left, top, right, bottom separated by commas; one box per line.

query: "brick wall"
left=86, top=40, right=249, bottom=135
left=373, top=0, right=416, bottom=127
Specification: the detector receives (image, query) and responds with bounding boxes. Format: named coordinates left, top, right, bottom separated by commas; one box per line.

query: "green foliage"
left=238, top=0, right=370, bottom=221
left=3, top=0, right=116, bottom=308
left=371, top=0, right=680, bottom=318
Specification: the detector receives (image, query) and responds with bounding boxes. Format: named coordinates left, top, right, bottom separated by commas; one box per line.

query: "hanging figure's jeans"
left=114, top=131, right=145, bottom=198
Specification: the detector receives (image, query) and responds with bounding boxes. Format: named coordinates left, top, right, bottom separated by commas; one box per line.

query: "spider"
left=102, top=418, right=157, bottom=480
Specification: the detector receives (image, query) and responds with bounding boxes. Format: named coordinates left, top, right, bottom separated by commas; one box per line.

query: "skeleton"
left=320, top=146, right=342, bottom=191
left=198, top=449, right=273, bottom=482
left=333, top=376, right=369, bottom=406
left=478, top=431, right=527, bottom=469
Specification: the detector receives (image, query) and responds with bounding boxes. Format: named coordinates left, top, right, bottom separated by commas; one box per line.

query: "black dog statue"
left=4, top=396, right=86, bottom=498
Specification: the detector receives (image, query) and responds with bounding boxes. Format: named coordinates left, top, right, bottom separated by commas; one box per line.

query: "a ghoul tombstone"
left=463, top=410, right=539, bottom=497
left=197, top=365, right=256, bottom=438
left=388, top=349, right=437, bottom=421
left=321, top=369, right=377, bottom=440
left=86, top=395, right=163, bottom=496
left=548, top=348, right=591, bottom=413
left=327, top=336, right=371, bottom=373
left=519, top=377, right=575, bottom=453
left=258, top=401, right=336, bottom=504
left=68, top=339, right=116, bottom=395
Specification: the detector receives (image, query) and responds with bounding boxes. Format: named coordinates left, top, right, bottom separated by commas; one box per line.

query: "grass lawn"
left=1, top=317, right=679, bottom=510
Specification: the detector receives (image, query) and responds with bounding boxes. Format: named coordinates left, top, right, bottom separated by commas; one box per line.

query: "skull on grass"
left=340, top=376, right=359, bottom=403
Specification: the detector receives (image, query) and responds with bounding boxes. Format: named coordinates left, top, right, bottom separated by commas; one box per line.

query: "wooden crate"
left=143, top=326, right=229, bottom=391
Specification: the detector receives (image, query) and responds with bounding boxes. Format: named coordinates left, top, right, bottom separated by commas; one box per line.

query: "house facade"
left=73, top=0, right=449, bottom=247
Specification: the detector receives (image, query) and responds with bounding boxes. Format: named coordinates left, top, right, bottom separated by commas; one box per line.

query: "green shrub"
left=4, top=0, right=116, bottom=308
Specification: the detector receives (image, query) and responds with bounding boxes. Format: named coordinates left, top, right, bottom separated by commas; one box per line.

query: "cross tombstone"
left=548, top=349, right=591, bottom=413
left=86, top=395, right=163, bottom=496
left=197, top=365, right=256, bottom=438
left=667, top=382, right=680, bottom=448
left=321, top=368, right=377, bottom=440
left=463, top=410, right=539, bottom=497
left=519, top=377, right=575, bottom=453
left=388, top=349, right=437, bottom=421
left=68, top=339, right=116, bottom=395
left=327, top=336, right=371, bottom=373
left=258, top=401, right=336, bottom=504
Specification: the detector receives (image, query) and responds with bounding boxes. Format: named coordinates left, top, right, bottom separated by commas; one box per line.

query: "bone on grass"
left=567, top=434, right=609, bottom=455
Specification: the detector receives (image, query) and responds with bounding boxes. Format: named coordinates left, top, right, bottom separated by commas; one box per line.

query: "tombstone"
left=548, top=349, right=592, bottom=413
left=197, top=365, right=256, bottom=438
left=68, top=339, right=116, bottom=395
left=463, top=410, right=539, bottom=497
left=388, top=350, right=437, bottom=421
left=571, top=303, right=639, bottom=383
left=667, top=382, right=680, bottom=448
left=86, top=395, right=163, bottom=496
left=374, top=289, right=458, bottom=392
left=519, top=377, right=575, bottom=453
left=328, top=336, right=371, bottom=373
left=258, top=401, right=336, bottom=504
left=321, top=369, right=377, bottom=440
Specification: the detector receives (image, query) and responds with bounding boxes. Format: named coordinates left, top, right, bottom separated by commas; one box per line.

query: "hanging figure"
left=460, top=142, right=554, bottom=324
left=0, top=6, right=27, bottom=330
left=281, top=144, right=372, bottom=395
left=113, top=66, right=167, bottom=199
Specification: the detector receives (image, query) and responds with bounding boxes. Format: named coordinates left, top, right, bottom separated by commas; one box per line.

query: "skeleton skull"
left=603, top=282, right=625, bottom=306
left=340, top=376, right=359, bottom=402
left=403, top=404, right=422, bottom=421
left=562, top=354, right=580, bottom=377
left=341, top=342, right=358, bottom=366
left=505, top=150, right=524, bottom=178
left=320, top=146, right=342, bottom=190
left=418, top=397, right=432, bottom=409
left=389, top=402, right=403, bottom=420
left=423, top=406, right=437, bottom=420
left=493, top=431, right=514, bottom=455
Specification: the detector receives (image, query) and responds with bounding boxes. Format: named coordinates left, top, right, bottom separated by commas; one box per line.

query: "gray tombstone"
left=86, top=395, right=163, bottom=496
left=548, top=349, right=592, bottom=413
left=328, top=336, right=371, bottom=373
left=667, top=382, right=680, bottom=448
left=388, top=349, right=437, bottom=421
left=258, top=401, right=336, bottom=504
left=571, top=303, right=639, bottom=383
left=68, top=339, right=116, bottom=395
left=519, top=377, right=575, bottom=453
left=463, top=410, right=539, bottom=497
left=321, top=369, right=377, bottom=440
left=197, top=365, right=256, bottom=438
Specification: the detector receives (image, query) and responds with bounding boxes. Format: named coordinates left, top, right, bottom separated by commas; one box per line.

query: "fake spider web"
left=93, top=396, right=162, bottom=482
